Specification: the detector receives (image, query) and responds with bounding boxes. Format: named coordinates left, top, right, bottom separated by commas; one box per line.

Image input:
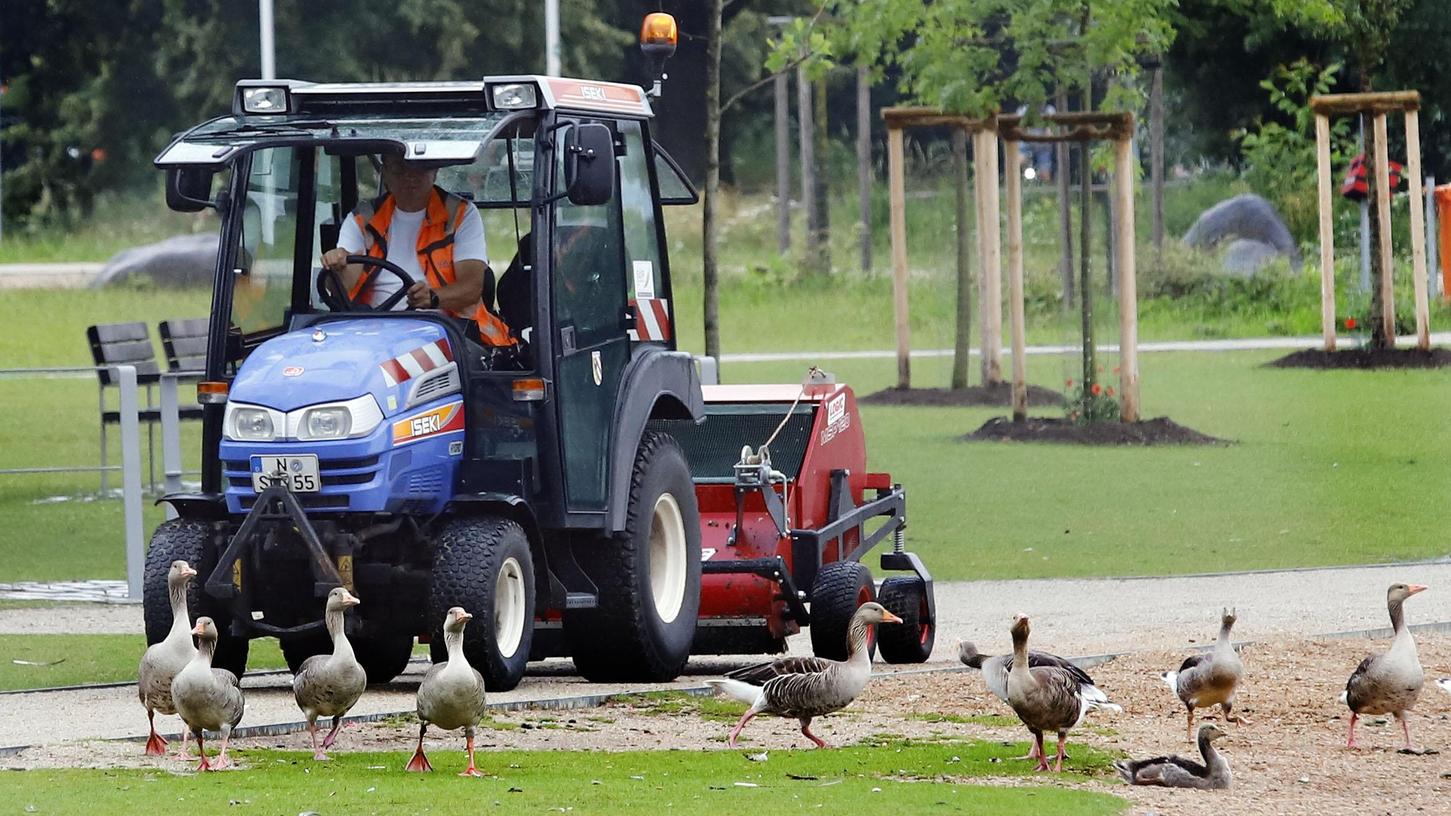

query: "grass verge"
left=0, top=743, right=1125, bottom=815
left=0, top=635, right=287, bottom=691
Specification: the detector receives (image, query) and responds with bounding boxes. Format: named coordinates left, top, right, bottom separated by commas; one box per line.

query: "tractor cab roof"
left=156, top=75, right=652, bottom=169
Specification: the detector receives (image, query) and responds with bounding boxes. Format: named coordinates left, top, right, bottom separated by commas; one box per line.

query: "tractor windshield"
left=183, top=112, right=536, bottom=342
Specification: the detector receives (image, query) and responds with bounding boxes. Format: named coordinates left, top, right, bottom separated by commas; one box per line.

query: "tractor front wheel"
left=809, top=561, right=876, bottom=662
left=566, top=432, right=702, bottom=682
left=143, top=518, right=249, bottom=678
left=876, top=576, right=935, bottom=664
left=429, top=516, right=536, bottom=692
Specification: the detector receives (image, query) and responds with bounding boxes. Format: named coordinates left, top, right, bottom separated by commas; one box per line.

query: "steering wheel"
left=317, top=255, right=419, bottom=313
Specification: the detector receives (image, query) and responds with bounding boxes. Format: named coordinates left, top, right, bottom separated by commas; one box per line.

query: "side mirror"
left=564, top=124, right=616, bottom=207
left=166, top=167, right=217, bottom=212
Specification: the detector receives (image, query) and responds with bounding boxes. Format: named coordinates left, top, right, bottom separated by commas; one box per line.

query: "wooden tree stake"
left=887, top=126, right=910, bottom=389
left=1114, top=137, right=1140, bottom=423
left=1005, top=139, right=1028, bottom=422
left=1405, top=109, right=1431, bottom=349
left=982, top=129, right=1003, bottom=385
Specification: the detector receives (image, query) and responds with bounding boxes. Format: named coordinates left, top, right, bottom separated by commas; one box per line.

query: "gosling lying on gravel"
left=1115, top=723, right=1232, bottom=789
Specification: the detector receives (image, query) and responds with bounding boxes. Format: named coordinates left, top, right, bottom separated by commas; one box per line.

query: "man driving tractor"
left=321, top=151, right=512, bottom=346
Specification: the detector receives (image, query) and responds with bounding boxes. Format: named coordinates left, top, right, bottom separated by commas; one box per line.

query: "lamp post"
left=259, top=0, right=276, bottom=79
left=545, top=0, right=561, bottom=76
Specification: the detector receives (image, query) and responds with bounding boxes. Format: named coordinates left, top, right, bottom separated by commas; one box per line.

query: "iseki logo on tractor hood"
left=392, top=401, right=464, bottom=446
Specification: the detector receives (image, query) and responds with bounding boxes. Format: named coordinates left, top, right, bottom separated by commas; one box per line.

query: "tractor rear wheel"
left=876, top=576, right=935, bottom=664
left=809, top=561, right=876, bottom=662
left=429, top=516, right=535, bottom=692
left=566, top=432, right=701, bottom=682
left=143, top=518, right=249, bottom=678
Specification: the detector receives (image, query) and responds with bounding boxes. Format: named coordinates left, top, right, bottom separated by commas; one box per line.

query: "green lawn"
left=0, top=743, right=1125, bottom=815
left=0, top=634, right=287, bottom=691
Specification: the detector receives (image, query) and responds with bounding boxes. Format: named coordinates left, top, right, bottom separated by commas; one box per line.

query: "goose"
left=292, top=588, right=366, bottom=760
left=137, top=560, right=199, bottom=758
left=171, top=616, right=245, bottom=771
left=1161, top=608, right=1246, bottom=741
left=959, top=640, right=1116, bottom=762
left=407, top=607, right=487, bottom=776
left=1004, top=613, right=1120, bottom=772
left=707, top=602, right=902, bottom=748
left=1114, top=723, right=1233, bottom=789
left=1342, top=583, right=1427, bottom=750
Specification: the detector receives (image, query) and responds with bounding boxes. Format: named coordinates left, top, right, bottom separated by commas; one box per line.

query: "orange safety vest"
left=348, top=187, right=512, bottom=346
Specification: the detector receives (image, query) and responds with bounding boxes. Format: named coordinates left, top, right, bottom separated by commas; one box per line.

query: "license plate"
left=250, top=455, right=320, bottom=493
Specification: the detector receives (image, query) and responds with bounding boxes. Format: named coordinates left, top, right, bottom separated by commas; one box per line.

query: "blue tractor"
left=142, top=17, right=935, bottom=692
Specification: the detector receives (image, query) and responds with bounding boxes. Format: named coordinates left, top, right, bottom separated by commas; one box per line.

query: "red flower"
left=1091, top=383, right=1103, bottom=396
left=1066, top=378, right=1074, bottom=388
left=1345, top=316, right=1358, bottom=330
left=1107, top=386, right=1115, bottom=397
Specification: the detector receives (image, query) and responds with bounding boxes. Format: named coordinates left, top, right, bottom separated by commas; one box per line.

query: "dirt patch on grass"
left=964, top=416, right=1228, bottom=446
left=1268, top=348, right=1451, bottom=370
left=861, top=383, right=1064, bottom=408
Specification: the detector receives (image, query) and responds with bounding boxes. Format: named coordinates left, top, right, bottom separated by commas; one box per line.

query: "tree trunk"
left=701, top=0, right=723, bottom=360
left=812, top=72, right=831, bottom=274
left=798, top=64, right=818, bottom=272
left=951, top=127, right=973, bottom=389
left=1361, top=70, right=1390, bottom=349
left=775, top=71, right=791, bottom=255
left=857, top=64, right=872, bottom=276
left=1056, top=89, right=1074, bottom=309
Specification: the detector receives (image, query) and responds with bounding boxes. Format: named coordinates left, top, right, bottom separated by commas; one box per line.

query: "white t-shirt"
left=337, top=199, right=488, bottom=309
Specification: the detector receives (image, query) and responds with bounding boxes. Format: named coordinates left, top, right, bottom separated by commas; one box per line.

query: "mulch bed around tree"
left=1268, top=347, right=1451, bottom=370
left=860, top=382, right=1065, bottom=408
left=963, top=416, right=1229, bottom=446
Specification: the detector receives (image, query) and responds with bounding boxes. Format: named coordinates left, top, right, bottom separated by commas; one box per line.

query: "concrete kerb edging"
left=4, top=619, right=1448, bottom=759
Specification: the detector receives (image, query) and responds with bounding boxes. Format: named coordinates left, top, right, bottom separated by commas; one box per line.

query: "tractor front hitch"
left=204, top=484, right=349, bottom=639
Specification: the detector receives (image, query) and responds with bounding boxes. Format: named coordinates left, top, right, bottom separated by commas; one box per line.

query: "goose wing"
left=727, top=656, right=835, bottom=685
left=1010, top=666, right=1083, bottom=731
left=1344, top=653, right=1380, bottom=711
left=1027, top=650, right=1094, bottom=687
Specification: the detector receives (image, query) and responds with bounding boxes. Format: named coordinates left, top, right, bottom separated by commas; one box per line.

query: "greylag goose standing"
left=1005, top=613, right=1120, bottom=772
left=707, top=602, right=902, bottom=748
left=1161, top=608, right=1246, bottom=741
left=1114, top=723, right=1232, bottom=789
left=171, top=616, right=245, bottom=771
left=959, top=640, right=1115, bottom=762
left=292, top=588, right=366, bottom=760
left=408, top=607, right=487, bottom=776
left=1342, top=583, right=1427, bottom=750
left=137, top=560, right=198, bottom=757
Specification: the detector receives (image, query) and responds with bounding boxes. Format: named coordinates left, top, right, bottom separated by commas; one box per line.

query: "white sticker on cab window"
left=633, top=260, right=655, bottom=299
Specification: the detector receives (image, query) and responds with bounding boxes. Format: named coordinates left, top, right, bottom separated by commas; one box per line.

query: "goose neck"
left=1389, top=598, right=1407, bottom=634
left=327, top=608, right=355, bottom=662
left=846, top=617, right=873, bottom=664
left=166, top=582, right=192, bottom=642
left=1009, top=628, right=1029, bottom=673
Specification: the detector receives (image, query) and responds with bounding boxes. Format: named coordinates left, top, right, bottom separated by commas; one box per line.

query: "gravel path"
left=12, top=636, right=1451, bottom=816
left=4, top=561, right=1449, bottom=751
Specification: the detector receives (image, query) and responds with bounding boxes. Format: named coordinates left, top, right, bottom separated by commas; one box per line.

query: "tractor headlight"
left=302, top=407, right=351, bottom=440
left=226, top=404, right=280, bottom=441
left=490, top=83, right=538, bottom=110
left=240, top=86, right=288, bottom=114
left=291, top=394, right=383, bottom=441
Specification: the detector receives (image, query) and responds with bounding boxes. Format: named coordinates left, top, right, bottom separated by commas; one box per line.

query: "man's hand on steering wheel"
left=318, top=251, right=420, bottom=312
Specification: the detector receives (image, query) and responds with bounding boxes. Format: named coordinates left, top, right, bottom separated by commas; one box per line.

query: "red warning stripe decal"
left=380, top=338, right=453, bottom=388
left=628, top=298, right=672, bottom=342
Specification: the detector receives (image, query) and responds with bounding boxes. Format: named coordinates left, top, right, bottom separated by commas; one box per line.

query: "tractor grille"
left=223, top=454, right=382, bottom=491
left=649, top=405, right=814, bottom=481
